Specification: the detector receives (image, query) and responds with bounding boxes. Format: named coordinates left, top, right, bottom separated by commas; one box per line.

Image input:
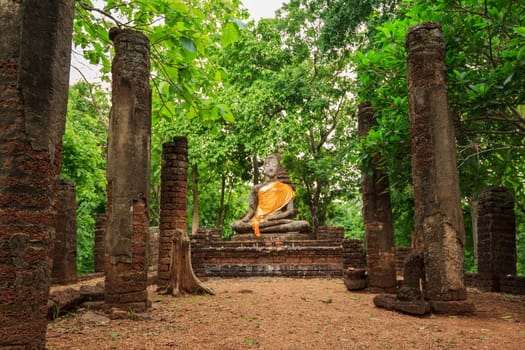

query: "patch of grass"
left=53, top=303, right=61, bottom=319
left=129, top=308, right=137, bottom=321
left=164, top=323, right=179, bottom=330
left=499, top=294, right=522, bottom=303
left=245, top=339, right=258, bottom=348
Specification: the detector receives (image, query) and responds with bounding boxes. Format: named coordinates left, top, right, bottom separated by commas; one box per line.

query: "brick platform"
left=191, top=230, right=364, bottom=278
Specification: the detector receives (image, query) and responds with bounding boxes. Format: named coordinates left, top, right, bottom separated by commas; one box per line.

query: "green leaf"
left=514, top=26, right=525, bottom=36
left=181, top=36, right=196, bottom=53
left=221, top=21, right=240, bottom=48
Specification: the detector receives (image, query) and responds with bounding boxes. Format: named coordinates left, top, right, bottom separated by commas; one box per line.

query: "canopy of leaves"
left=67, top=0, right=524, bottom=274
left=351, top=0, right=524, bottom=269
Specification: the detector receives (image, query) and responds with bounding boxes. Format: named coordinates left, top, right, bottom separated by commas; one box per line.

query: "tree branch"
left=78, top=0, right=124, bottom=28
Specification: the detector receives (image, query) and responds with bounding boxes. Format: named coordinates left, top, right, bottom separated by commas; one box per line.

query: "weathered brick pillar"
left=148, top=226, right=160, bottom=269
left=476, top=186, right=516, bottom=291
left=93, top=213, right=106, bottom=272
left=406, top=23, right=472, bottom=313
left=342, top=239, right=366, bottom=269
left=52, top=179, right=78, bottom=284
left=358, top=102, right=396, bottom=291
left=0, top=1, right=74, bottom=347
left=105, top=28, right=151, bottom=312
left=157, top=137, right=188, bottom=287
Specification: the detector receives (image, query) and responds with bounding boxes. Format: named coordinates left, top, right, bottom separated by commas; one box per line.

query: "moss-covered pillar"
left=105, top=28, right=151, bottom=312
left=358, top=102, right=397, bottom=291
left=0, top=0, right=74, bottom=347
left=406, top=22, right=473, bottom=313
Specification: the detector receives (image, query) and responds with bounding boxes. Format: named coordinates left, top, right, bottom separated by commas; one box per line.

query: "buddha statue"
left=231, top=154, right=310, bottom=237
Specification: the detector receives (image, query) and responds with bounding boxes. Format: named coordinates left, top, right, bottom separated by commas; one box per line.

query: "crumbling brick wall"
left=191, top=232, right=363, bottom=278
left=317, top=226, right=344, bottom=241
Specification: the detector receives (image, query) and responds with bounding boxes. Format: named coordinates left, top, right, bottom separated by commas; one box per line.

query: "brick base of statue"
left=191, top=227, right=364, bottom=278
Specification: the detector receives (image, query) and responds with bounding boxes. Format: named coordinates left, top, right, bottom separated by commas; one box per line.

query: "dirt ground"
left=46, top=277, right=525, bottom=350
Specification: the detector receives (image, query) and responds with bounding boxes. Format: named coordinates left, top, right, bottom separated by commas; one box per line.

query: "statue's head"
left=263, top=155, right=279, bottom=178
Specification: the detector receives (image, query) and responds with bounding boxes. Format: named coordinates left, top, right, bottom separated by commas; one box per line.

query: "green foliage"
left=517, top=210, right=525, bottom=275
left=326, top=199, right=365, bottom=239
left=352, top=0, right=524, bottom=258
left=74, top=0, right=246, bottom=123
left=61, top=82, right=109, bottom=274
left=67, top=0, right=524, bottom=276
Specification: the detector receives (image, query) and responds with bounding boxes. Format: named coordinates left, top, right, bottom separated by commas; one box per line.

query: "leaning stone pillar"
left=105, top=28, right=151, bottom=312
left=358, top=102, right=397, bottom=291
left=52, top=179, right=78, bottom=284
left=0, top=0, right=74, bottom=347
left=157, top=137, right=188, bottom=287
left=476, top=186, right=516, bottom=291
left=406, top=23, right=473, bottom=313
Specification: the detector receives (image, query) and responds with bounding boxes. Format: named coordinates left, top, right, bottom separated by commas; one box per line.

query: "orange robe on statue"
left=251, top=181, right=296, bottom=237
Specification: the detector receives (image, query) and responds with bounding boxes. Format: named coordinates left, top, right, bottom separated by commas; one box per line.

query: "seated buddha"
left=231, top=155, right=310, bottom=237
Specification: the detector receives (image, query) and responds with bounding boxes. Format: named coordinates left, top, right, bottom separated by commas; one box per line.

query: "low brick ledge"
left=203, top=263, right=343, bottom=278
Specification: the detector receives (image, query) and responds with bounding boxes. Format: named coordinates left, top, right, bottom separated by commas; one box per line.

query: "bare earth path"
left=46, top=277, right=525, bottom=350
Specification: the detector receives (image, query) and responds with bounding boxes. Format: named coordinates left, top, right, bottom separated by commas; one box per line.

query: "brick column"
left=105, top=28, right=151, bottom=312
left=407, top=23, right=472, bottom=313
left=148, top=226, right=160, bottom=269
left=342, top=239, right=365, bottom=269
left=52, top=179, right=78, bottom=284
left=0, top=0, right=74, bottom=347
left=157, top=137, right=188, bottom=287
left=476, top=186, right=516, bottom=291
left=93, top=213, right=106, bottom=272
left=358, top=102, right=396, bottom=291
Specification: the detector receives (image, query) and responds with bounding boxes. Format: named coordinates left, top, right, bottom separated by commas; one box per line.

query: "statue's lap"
left=230, top=232, right=314, bottom=241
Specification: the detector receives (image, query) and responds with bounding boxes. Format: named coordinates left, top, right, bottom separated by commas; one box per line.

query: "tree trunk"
left=216, top=175, right=226, bottom=228
left=191, top=164, right=199, bottom=234
left=311, top=181, right=322, bottom=237
left=470, top=195, right=479, bottom=265
left=157, top=229, right=214, bottom=296
left=253, top=154, right=260, bottom=185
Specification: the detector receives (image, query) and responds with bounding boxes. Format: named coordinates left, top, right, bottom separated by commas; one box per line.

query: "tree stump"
left=157, top=229, right=214, bottom=296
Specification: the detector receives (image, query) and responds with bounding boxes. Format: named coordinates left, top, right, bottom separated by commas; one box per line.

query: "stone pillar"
left=157, top=137, right=189, bottom=287
left=406, top=23, right=471, bottom=312
left=0, top=0, right=74, bottom=347
left=476, top=187, right=516, bottom=291
left=93, top=213, right=106, bottom=272
left=105, top=28, right=151, bottom=312
left=148, top=226, right=160, bottom=269
left=52, top=179, right=78, bottom=284
left=358, top=102, right=397, bottom=291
